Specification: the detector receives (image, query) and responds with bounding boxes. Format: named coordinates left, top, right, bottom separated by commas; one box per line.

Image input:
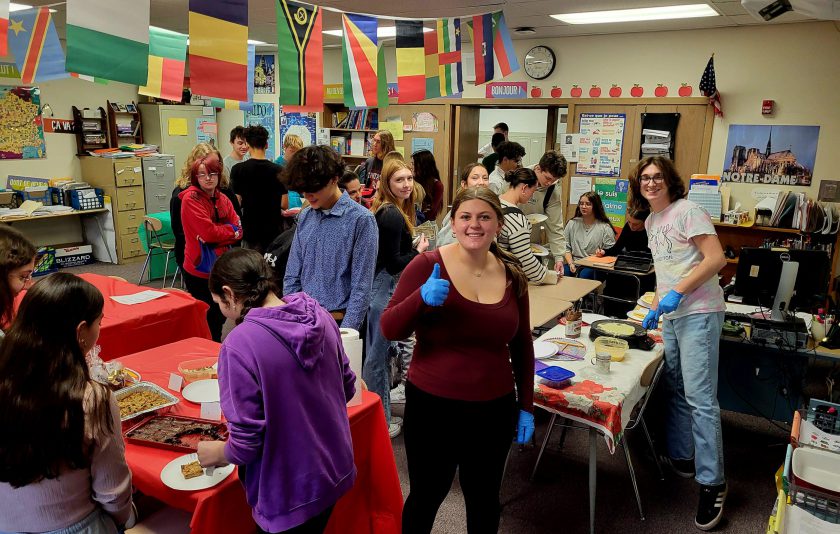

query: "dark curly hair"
left=209, top=248, right=281, bottom=325
left=628, top=156, right=686, bottom=212
left=282, top=145, right=346, bottom=194
left=537, top=150, right=568, bottom=180
left=496, top=141, right=526, bottom=163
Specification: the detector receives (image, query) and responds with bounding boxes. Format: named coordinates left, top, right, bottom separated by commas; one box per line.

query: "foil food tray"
left=115, top=381, right=179, bottom=422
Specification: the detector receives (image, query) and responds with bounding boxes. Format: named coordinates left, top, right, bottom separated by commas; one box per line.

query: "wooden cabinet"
left=141, top=155, right=176, bottom=215
left=73, top=106, right=109, bottom=155
left=79, top=156, right=147, bottom=262
left=107, top=100, right=143, bottom=147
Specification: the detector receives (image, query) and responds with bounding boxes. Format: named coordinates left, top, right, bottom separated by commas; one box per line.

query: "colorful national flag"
left=424, top=25, right=440, bottom=100
left=437, top=18, right=463, bottom=96
left=492, top=12, right=519, bottom=78
left=342, top=14, right=378, bottom=108
left=139, top=27, right=187, bottom=101
left=377, top=44, right=388, bottom=108
left=66, top=0, right=149, bottom=85
left=699, top=55, right=723, bottom=117
left=276, top=0, right=323, bottom=111
left=7, top=8, right=68, bottom=84
left=1, top=1, right=9, bottom=57
left=189, top=0, right=248, bottom=101
left=468, top=14, right=494, bottom=85
left=208, top=44, right=255, bottom=110
left=395, top=20, right=425, bottom=103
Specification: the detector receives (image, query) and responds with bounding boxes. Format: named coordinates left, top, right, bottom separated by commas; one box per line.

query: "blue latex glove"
left=420, top=263, right=450, bottom=306
left=517, top=410, right=535, bottom=445
left=657, top=290, right=684, bottom=314
left=228, top=224, right=241, bottom=239
left=642, top=308, right=661, bottom=330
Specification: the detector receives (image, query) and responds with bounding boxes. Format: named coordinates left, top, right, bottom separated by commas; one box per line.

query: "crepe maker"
left=589, top=319, right=656, bottom=351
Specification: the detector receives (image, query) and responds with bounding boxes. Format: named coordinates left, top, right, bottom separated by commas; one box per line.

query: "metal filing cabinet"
left=142, top=155, right=176, bottom=215
left=79, top=156, right=147, bottom=263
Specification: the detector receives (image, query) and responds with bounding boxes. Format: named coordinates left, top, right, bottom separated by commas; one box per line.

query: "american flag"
left=699, top=55, right=722, bottom=117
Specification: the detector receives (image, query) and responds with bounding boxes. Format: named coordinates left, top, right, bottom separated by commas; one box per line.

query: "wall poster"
left=254, top=54, right=275, bottom=94
left=279, top=110, right=317, bottom=148
left=245, top=103, right=276, bottom=160
left=722, top=124, right=819, bottom=186
left=0, top=86, right=46, bottom=159
left=576, top=113, right=625, bottom=176
left=594, top=177, right=629, bottom=230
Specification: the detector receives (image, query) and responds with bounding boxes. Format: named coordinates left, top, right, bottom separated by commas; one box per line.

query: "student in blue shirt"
left=282, top=146, right=378, bottom=331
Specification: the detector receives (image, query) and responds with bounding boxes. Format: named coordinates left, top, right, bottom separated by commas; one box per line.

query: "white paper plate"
left=627, top=309, right=663, bottom=324
left=533, top=341, right=558, bottom=360
left=160, top=453, right=235, bottom=491
left=181, top=379, right=220, bottom=404
left=527, top=213, right=548, bottom=225
left=530, top=244, right=549, bottom=257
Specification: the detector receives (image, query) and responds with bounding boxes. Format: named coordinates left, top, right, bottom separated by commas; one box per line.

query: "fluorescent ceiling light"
left=552, top=4, right=719, bottom=24
left=323, top=26, right=433, bottom=38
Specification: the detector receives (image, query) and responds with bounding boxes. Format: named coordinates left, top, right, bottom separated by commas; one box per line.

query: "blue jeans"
left=564, top=265, right=596, bottom=279
left=662, top=311, right=726, bottom=486
left=364, top=269, right=396, bottom=424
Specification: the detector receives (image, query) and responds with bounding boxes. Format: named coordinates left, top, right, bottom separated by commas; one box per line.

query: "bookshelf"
left=72, top=106, right=109, bottom=156
left=107, top=100, right=144, bottom=147
left=323, top=102, right=378, bottom=161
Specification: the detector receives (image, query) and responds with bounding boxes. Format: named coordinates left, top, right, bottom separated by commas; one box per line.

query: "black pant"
left=256, top=506, right=333, bottom=534
left=183, top=270, right=225, bottom=342
left=402, top=382, right=516, bottom=534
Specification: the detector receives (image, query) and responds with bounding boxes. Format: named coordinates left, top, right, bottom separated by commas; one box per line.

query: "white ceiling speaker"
left=740, top=0, right=840, bottom=21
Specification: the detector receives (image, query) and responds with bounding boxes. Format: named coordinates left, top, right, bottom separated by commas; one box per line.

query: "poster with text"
left=279, top=111, right=317, bottom=149
left=245, top=103, right=276, bottom=160
left=722, top=124, right=819, bottom=186
left=0, top=86, right=46, bottom=159
left=195, top=118, right=218, bottom=146
left=254, top=54, right=275, bottom=94
left=577, top=113, right=625, bottom=176
left=594, top=177, right=628, bottom=230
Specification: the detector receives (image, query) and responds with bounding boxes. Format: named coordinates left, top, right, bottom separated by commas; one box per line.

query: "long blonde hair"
left=176, top=143, right=230, bottom=189
left=371, top=158, right=417, bottom=233
left=375, top=130, right=396, bottom=156
left=450, top=186, right=528, bottom=296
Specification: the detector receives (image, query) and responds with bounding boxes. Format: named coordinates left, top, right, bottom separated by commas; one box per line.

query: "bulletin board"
left=0, top=86, right=46, bottom=159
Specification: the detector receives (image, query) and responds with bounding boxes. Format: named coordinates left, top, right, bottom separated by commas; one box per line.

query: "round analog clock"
left=524, top=45, right=556, bottom=80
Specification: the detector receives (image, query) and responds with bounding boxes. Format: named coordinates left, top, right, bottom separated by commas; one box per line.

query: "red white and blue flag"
left=492, top=12, right=519, bottom=78
left=468, top=14, right=494, bottom=85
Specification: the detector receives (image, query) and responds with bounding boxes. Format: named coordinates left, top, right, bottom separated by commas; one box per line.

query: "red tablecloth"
left=17, top=273, right=211, bottom=360
left=116, top=338, right=403, bottom=534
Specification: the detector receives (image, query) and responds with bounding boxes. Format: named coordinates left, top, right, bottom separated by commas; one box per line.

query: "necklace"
left=473, top=269, right=484, bottom=277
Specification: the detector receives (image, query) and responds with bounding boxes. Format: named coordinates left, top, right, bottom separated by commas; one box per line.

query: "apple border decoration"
left=527, top=82, right=695, bottom=98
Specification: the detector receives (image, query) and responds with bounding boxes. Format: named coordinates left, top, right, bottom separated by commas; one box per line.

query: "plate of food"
left=182, top=379, right=220, bottom=404
left=160, top=453, right=235, bottom=491
left=115, top=382, right=179, bottom=422
left=637, top=292, right=656, bottom=309
left=104, top=362, right=141, bottom=390
left=526, top=213, right=548, bottom=225
left=627, top=307, right=662, bottom=325
left=530, top=243, right=549, bottom=257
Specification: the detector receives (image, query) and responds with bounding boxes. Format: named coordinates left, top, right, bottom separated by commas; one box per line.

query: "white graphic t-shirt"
left=646, top=199, right=725, bottom=319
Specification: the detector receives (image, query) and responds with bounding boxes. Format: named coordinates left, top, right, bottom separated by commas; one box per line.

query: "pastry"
left=180, top=461, right=203, bottom=479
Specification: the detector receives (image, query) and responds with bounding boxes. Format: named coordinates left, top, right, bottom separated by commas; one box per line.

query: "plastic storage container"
left=791, top=446, right=840, bottom=497
left=178, top=357, right=219, bottom=384
left=69, top=188, right=104, bottom=210
left=594, top=336, right=629, bottom=361
left=536, top=366, right=575, bottom=389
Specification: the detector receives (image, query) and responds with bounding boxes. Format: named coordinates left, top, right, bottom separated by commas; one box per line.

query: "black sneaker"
left=660, top=455, right=696, bottom=479
left=695, top=482, right=727, bottom=531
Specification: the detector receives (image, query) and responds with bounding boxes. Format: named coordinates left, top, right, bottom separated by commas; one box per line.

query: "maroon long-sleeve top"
left=380, top=249, right=534, bottom=411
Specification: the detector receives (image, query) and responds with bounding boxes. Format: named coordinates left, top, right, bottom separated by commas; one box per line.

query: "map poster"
left=245, top=103, right=276, bottom=160
left=722, top=124, right=819, bottom=186
left=254, top=54, right=275, bottom=94
left=0, top=86, right=46, bottom=159
left=577, top=113, right=625, bottom=176
left=594, top=177, right=629, bottom=230
left=279, top=111, right=317, bottom=148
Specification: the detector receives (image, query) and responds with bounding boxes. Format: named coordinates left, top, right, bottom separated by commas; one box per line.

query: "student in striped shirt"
left=497, top=168, right=559, bottom=285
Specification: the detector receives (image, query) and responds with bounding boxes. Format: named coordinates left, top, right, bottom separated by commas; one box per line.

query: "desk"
left=116, top=338, right=403, bottom=534
left=528, top=277, right=601, bottom=304
left=532, top=324, right=663, bottom=533
left=16, top=273, right=211, bottom=360
left=3, top=208, right=114, bottom=263
left=528, top=296, right=572, bottom=330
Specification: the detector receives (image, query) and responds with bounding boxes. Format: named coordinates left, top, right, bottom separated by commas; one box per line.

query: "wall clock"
left=524, top=45, right=556, bottom=80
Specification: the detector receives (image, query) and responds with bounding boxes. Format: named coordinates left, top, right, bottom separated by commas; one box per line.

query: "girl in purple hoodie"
left=197, top=249, right=357, bottom=534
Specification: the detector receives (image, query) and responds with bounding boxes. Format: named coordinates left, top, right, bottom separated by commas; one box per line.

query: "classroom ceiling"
left=23, top=0, right=818, bottom=48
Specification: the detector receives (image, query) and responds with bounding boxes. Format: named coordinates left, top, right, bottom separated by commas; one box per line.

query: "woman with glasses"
left=0, top=226, right=36, bottom=338
left=357, top=130, right=395, bottom=192
left=180, top=151, right=242, bottom=341
left=629, top=156, right=728, bottom=531
left=561, top=191, right=616, bottom=279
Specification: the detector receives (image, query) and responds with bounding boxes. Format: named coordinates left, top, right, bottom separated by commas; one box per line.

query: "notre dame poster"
left=722, top=125, right=819, bottom=186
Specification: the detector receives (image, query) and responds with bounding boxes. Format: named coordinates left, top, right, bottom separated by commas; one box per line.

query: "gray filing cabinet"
left=142, top=155, right=176, bottom=215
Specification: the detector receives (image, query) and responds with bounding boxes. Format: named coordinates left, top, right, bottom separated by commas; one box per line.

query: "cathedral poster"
left=722, top=125, right=819, bottom=186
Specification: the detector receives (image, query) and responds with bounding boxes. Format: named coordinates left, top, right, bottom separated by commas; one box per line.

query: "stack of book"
left=641, top=128, right=671, bottom=158
left=336, top=109, right=378, bottom=130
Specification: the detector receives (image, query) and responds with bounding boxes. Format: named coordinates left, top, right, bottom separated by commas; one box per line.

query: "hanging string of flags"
left=3, top=0, right=520, bottom=108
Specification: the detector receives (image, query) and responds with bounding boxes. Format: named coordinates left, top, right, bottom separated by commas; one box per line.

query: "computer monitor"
left=734, top=247, right=830, bottom=312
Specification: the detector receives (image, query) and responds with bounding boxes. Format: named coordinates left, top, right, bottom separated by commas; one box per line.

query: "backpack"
left=543, top=183, right=556, bottom=213
left=263, top=222, right=297, bottom=286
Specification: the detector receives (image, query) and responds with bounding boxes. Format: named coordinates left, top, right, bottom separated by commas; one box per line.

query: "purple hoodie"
left=219, top=292, right=357, bottom=532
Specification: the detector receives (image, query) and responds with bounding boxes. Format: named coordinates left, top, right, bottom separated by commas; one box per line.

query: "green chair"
left=138, top=216, right=176, bottom=286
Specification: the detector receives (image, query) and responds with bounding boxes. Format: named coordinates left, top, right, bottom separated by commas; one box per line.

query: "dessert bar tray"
left=124, top=414, right=228, bottom=453
left=115, top=382, right=179, bottom=422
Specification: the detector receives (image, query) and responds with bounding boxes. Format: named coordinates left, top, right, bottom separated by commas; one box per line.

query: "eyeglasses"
left=197, top=172, right=219, bottom=180
left=640, top=173, right=665, bottom=184
left=13, top=272, right=33, bottom=283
